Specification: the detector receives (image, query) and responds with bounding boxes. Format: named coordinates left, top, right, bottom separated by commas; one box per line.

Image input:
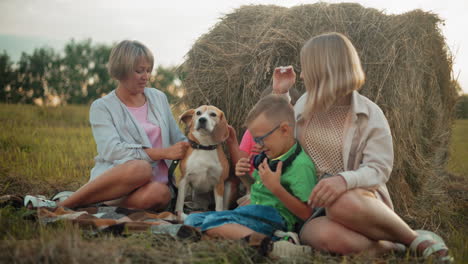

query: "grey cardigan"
left=295, top=91, right=394, bottom=209
left=89, top=88, right=186, bottom=181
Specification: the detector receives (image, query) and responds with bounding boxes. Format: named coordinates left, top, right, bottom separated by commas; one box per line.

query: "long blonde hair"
left=300, top=32, right=365, bottom=119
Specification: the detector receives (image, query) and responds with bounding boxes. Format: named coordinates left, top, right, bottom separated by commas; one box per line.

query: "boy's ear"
left=280, top=121, right=292, bottom=134
left=179, top=109, right=195, bottom=125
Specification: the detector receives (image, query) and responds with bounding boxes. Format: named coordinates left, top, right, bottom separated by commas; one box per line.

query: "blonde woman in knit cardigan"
left=272, top=32, right=451, bottom=262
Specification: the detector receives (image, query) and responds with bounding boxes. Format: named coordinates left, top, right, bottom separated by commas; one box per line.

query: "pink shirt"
left=127, top=102, right=169, bottom=183
left=239, top=130, right=257, bottom=174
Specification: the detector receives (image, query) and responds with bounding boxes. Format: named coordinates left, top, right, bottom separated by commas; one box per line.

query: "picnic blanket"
left=0, top=194, right=201, bottom=240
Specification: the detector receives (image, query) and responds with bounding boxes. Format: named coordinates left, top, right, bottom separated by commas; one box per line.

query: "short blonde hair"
left=108, top=40, right=154, bottom=80
left=245, top=94, right=295, bottom=127
left=300, top=32, right=365, bottom=118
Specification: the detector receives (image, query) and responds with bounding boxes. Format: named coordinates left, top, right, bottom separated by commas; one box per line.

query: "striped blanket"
left=0, top=194, right=201, bottom=240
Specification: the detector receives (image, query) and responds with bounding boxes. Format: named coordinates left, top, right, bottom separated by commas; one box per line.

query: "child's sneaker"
left=270, top=240, right=312, bottom=258
left=270, top=230, right=312, bottom=258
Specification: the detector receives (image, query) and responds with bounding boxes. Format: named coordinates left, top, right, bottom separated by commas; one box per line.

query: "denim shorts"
left=184, top=205, right=286, bottom=237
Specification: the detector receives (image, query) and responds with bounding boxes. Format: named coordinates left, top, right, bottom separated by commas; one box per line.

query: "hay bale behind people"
left=180, top=3, right=458, bottom=226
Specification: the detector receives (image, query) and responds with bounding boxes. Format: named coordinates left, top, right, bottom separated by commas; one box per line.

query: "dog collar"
left=188, top=139, right=218, bottom=150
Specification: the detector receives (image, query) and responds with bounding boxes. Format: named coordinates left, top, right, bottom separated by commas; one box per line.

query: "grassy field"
left=448, top=119, right=468, bottom=176
left=0, top=103, right=467, bottom=263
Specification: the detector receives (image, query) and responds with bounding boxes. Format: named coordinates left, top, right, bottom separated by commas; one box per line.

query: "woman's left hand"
left=258, top=159, right=282, bottom=193
left=308, top=175, right=347, bottom=208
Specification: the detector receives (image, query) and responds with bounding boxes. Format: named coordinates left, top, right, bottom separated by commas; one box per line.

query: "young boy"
left=184, top=95, right=317, bottom=239
left=226, top=86, right=301, bottom=206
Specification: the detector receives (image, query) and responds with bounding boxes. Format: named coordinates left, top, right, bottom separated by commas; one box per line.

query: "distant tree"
left=0, top=51, right=16, bottom=102
left=85, top=43, right=115, bottom=101
left=455, top=94, right=468, bottom=119
left=57, top=39, right=94, bottom=104
left=14, top=47, right=58, bottom=104
left=149, top=66, right=184, bottom=104
left=0, top=39, right=186, bottom=105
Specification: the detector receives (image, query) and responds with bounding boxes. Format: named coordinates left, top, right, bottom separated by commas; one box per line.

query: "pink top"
left=239, top=130, right=257, bottom=174
left=127, top=102, right=168, bottom=183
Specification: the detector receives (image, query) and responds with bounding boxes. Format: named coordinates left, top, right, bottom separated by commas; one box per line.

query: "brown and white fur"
left=176, top=105, right=230, bottom=214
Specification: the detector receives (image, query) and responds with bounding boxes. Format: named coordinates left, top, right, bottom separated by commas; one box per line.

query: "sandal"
left=409, top=230, right=454, bottom=263
left=24, top=195, right=57, bottom=209
left=51, top=191, right=74, bottom=203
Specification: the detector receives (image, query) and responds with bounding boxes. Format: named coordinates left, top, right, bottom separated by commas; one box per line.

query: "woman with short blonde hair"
left=26, top=40, right=189, bottom=210
left=273, top=32, right=451, bottom=261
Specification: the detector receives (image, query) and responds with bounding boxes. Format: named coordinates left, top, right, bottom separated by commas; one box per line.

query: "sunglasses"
left=253, top=124, right=281, bottom=147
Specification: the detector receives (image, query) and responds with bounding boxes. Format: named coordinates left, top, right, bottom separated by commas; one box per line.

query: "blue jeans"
left=184, top=205, right=286, bottom=237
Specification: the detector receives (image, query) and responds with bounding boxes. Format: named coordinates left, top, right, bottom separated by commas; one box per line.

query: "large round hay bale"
left=180, top=3, right=457, bottom=224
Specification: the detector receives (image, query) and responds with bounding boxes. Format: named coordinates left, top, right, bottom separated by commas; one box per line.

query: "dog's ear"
left=213, top=111, right=229, bottom=143
left=179, top=109, right=195, bottom=125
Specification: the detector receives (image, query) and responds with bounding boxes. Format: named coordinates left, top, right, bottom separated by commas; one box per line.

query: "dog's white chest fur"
left=185, top=149, right=223, bottom=193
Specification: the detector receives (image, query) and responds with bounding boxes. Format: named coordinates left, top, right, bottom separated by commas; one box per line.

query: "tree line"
left=0, top=39, right=184, bottom=106
left=1, top=38, right=467, bottom=118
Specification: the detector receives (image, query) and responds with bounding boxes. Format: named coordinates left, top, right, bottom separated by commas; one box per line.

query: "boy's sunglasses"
left=253, top=124, right=281, bottom=147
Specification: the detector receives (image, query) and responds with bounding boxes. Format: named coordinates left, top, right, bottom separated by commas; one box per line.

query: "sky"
left=0, top=0, right=467, bottom=93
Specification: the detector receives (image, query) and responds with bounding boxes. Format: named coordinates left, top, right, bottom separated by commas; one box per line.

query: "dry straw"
left=180, top=3, right=457, bottom=225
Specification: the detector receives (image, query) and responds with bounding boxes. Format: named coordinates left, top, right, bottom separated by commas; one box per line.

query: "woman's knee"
left=128, top=182, right=170, bottom=210
left=300, top=218, right=369, bottom=255
left=142, top=183, right=171, bottom=209
left=300, top=218, right=339, bottom=251
left=327, top=189, right=368, bottom=221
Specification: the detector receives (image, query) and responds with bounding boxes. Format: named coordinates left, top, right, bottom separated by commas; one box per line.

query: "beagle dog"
left=175, top=105, right=230, bottom=214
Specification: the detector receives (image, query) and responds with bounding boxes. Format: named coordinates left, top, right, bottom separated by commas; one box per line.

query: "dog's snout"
left=199, top=117, right=207, bottom=124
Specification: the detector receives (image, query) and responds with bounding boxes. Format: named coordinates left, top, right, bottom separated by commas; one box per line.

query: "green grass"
left=0, top=104, right=94, bottom=196
left=448, top=119, right=468, bottom=176
left=0, top=104, right=467, bottom=263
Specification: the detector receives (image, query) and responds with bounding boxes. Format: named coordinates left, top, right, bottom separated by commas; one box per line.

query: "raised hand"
left=235, top=156, right=252, bottom=177
left=272, top=65, right=296, bottom=94
left=258, top=159, right=282, bottom=193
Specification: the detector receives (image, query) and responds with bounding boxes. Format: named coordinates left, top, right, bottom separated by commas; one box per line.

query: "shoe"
left=409, top=230, right=454, bottom=263
left=274, top=230, right=300, bottom=244
left=51, top=191, right=74, bottom=202
left=24, top=195, right=57, bottom=208
left=270, top=240, right=312, bottom=258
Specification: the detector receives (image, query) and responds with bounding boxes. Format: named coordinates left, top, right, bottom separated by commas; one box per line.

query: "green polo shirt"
left=250, top=142, right=317, bottom=231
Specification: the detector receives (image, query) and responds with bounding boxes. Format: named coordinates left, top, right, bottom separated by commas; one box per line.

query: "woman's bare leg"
left=301, top=188, right=420, bottom=256
left=206, top=223, right=255, bottom=239
left=300, top=216, right=397, bottom=256
left=326, top=189, right=417, bottom=245
left=301, top=189, right=450, bottom=257
left=58, top=160, right=152, bottom=208
left=119, top=181, right=171, bottom=210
